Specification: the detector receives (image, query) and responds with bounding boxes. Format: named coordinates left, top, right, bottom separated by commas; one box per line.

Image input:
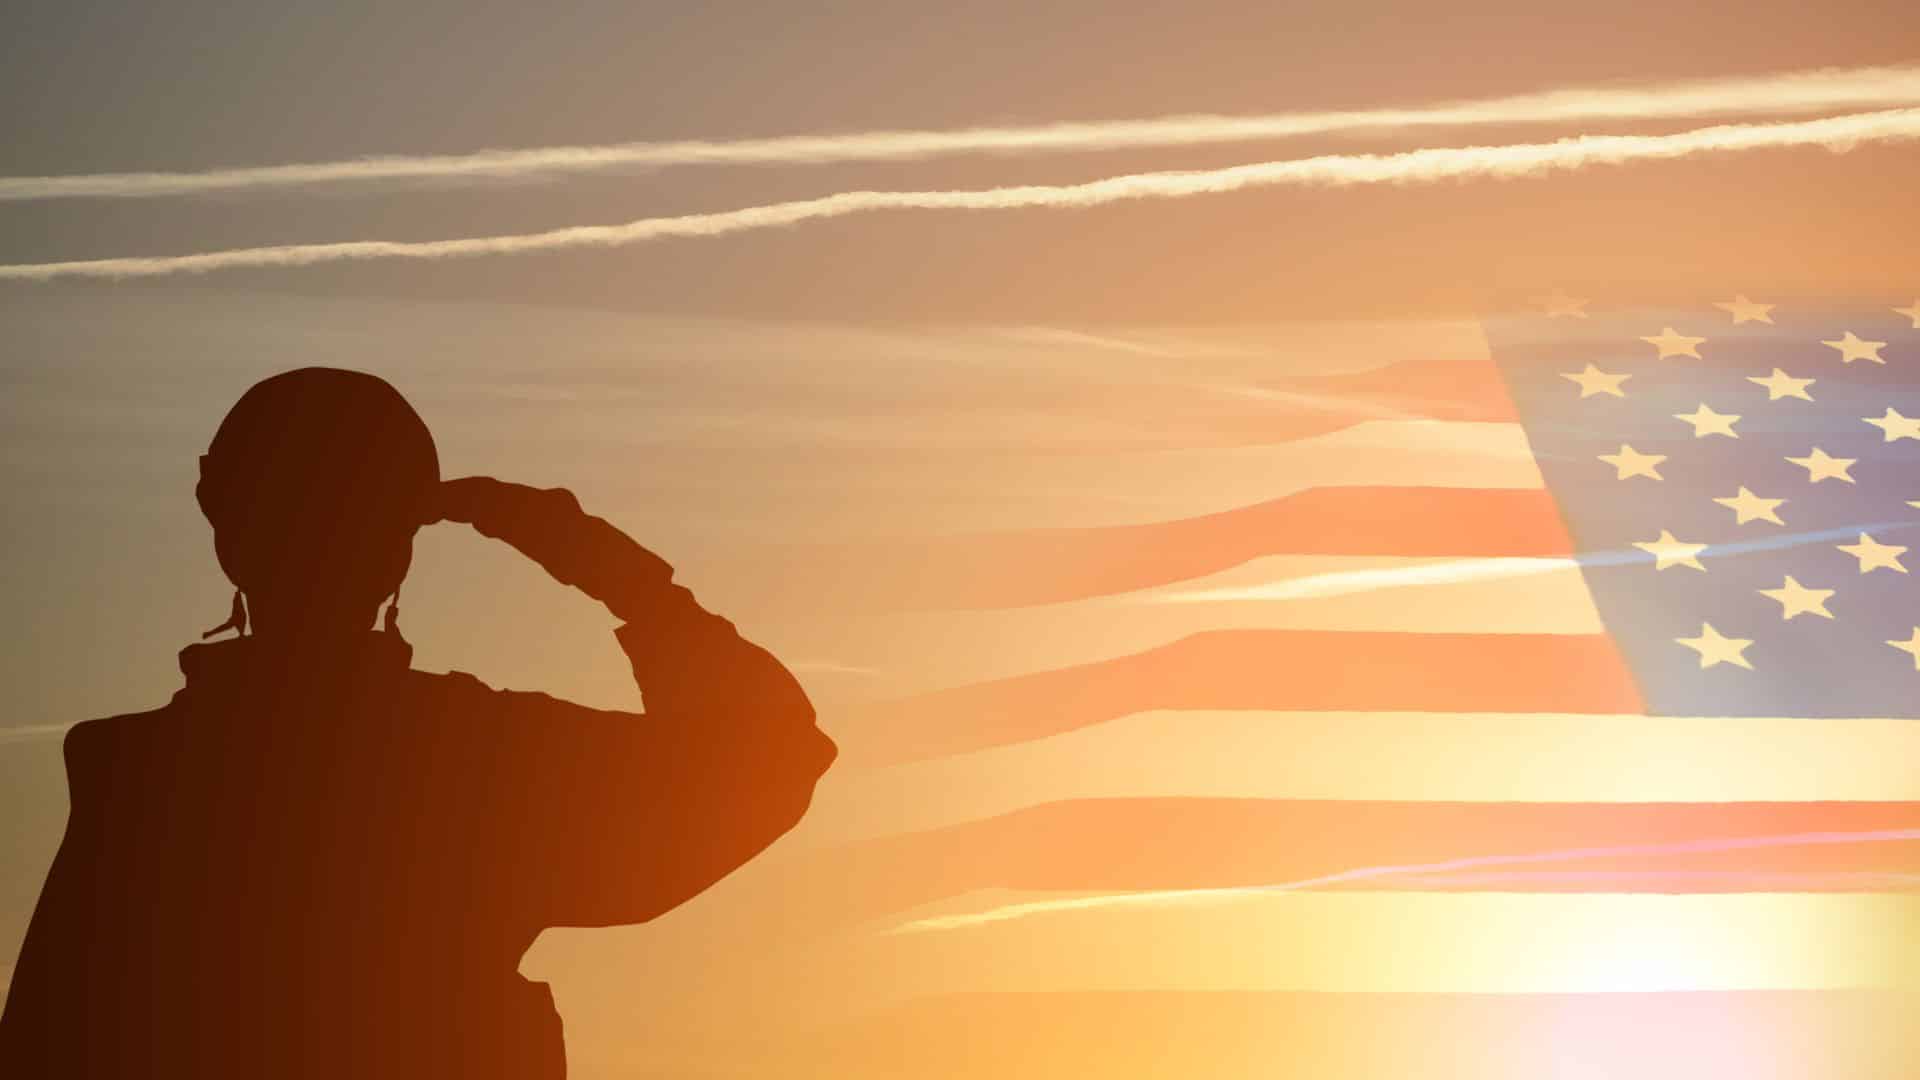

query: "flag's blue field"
left=1492, top=305, right=1920, bottom=717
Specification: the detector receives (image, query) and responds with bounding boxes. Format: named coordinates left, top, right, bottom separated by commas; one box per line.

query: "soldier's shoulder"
left=62, top=703, right=178, bottom=761
left=408, top=666, right=493, bottom=695
left=405, top=667, right=635, bottom=723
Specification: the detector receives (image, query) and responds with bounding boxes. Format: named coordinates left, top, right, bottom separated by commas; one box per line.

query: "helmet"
left=198, top=368, right=439, bottom=532
left=197, top=369, right=439, bottom=619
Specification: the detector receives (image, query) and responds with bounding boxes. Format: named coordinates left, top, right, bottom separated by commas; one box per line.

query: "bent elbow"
left=804, top=721, right=838, bottom=780
left=765, top=722, right=837, bottom=831
left=735, top=720, right=836, bottom=855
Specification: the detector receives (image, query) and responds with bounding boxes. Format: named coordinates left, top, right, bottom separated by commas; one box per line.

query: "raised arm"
left=435, top=477, right=837, bottom=926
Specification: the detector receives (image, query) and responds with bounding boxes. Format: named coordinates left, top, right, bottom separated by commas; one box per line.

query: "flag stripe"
left=820, top=893, right=1913, bottom=993
left=531, top=894, right=1916, bottom=1061
left=783, top=554, right=1600, bottom=705
left=798, top=711, right=1920, bottom=841
left=837, top=630, right=1643, bottom=766
left=780, top=487, right=1570, bottom=611
left=798, top=798, right=1920, bottom=922
left=674, top=419, right=1543, bottom=555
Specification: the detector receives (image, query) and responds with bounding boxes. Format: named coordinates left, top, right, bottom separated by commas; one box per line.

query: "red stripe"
left=838, top=630, right=1641, bottom=766
left=784, top=487, right=1569, bottom=611
left=877, top=797, right=1919, bottom=895
left=789, top=799, right=1920, bottom=925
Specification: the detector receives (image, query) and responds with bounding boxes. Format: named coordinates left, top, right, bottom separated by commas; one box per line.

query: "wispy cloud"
left=0, top=722, right=75, bottom=743
left=992, top=328, right=1194, bottom=358
left=5, top=65, right=1920, bottom=200
left=789, top=660, right=885, bottom=676
left=891, top=825, right=1920, bottom=933
left=5, top=107, right=1919, bottom=282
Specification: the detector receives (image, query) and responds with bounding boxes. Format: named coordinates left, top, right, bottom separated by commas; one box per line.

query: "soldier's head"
left=197, top=368, right=439, bottom=638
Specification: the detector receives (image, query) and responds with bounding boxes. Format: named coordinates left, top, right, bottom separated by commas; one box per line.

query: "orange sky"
left=2, top=2, right=1919, bottom=318
left=4, top=4, right=1920, bottom=1077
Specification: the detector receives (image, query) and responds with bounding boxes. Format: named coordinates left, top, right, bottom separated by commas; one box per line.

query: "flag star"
left=1890, top=629, right=1920, bottom=670
left=1786, top=447, right=1856, bottom=484
left=1863, top=407, right=1920, bottom=442
left=1537, top=290, right=1590, bottom=318
left=1714, top=486, right=1785, bottom=525
left=1634, top=529, right=1708, bottom=571
left=1642, top=327, right=1705, bottom=359
left=1674, top=403, right=1741, bottom=438
left=1758, top=576, right=1834, bottom=620
left=1822, top=331, right=1887, bottom=364
left=1561, top=363, right=1631, bottom=398
left=1894, top=300, right=1920, bottom=329
left=1676, top=622, right=1753, bottom=670
left=1746, top=368, right=1814, bottom=402
left=1599, top=444, right=1666, bottom=480
left=1714, top=295, right=1775, bottom=324
left=1837, top=532, right=1908, bottom=574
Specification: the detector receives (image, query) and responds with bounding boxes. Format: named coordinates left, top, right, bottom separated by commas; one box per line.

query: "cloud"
left=5, top=107, right=1919, bottom=282
left=5, top=65, right=1920, bottom=200
left=0, top=722, right=74, bottom=743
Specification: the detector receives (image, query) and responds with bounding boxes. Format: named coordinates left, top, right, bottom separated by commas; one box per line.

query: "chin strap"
left=383, top=586, right=406, bottom=646
left=202, top=589, right=248, bottom=639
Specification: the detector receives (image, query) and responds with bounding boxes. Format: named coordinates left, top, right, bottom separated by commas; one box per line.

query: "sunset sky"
left=4, top=3, right=1920, bottom=1077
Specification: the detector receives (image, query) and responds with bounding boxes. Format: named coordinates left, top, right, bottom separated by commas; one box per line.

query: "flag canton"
left=1487, top=303, right=1920, bottom=718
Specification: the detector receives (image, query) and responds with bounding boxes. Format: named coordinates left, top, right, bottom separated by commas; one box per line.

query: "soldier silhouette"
left=0, top=368, right=836, bottom=1078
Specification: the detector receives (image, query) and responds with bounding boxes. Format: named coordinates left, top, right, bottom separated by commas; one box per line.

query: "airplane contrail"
left=5, top=64, right=1920, bottom=200
left=5, top=107, right=1919, bottom=282
left=0, top=722, right=76, bottom=743
left=890, top=825, right=1920, bottom=933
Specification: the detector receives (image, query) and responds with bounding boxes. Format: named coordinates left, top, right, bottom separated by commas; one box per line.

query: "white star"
left=1713, top=486, right=1785, bottom=525
left=1674, top=403, right=1741, bottom=438
left=1746, top=368, right=1814, bottom=402
left=1863, top=407, right=1920, bottom=442
left=1837, top=532, right=1908, bottom=574
left=1633, top=529, right=1708, bottom=571
left=1561, top=363, right=1630, bottom=398
left=1894, top=300, right=1920, bottom=329
left=1823, top=331, right=1887, bottom=365
left=1758, top=576, right=1833, bottom=620
left=1642, top=327, right=1705, bottom=359
left=1714, top=295, right=1775, bottom=324
left=1890, top=628, right=1920, bottom=670
left=1599, top=444, right=1666, bottom=481
left=1676, top=623, right=1753, bottom=670
left=1786, top=447, right=1856, bottom=484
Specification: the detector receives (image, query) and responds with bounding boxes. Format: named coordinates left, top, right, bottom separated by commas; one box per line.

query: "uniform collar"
left=179, top=630, right=414, bottom=686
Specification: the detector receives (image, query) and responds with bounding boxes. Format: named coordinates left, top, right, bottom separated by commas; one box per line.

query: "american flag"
left=818, top=299, right=1920, bottom=864
left=558, top=298, right=1920, bottom=1078
left=4, top=292, right=1915, bottom=1077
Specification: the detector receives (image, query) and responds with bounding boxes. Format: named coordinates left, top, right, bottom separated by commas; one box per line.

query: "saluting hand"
left=427, top=476, right=675, bottom=620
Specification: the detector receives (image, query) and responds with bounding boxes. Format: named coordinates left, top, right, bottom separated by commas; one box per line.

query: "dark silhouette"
left=0, top=368, right=836, bottom=1078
